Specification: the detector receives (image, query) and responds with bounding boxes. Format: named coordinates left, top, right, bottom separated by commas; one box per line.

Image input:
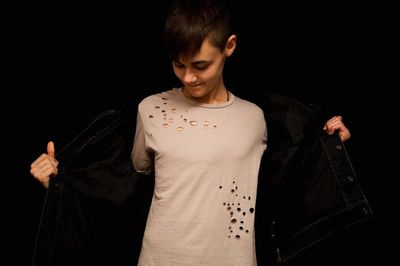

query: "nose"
left=182, top=68, right=197, bottom=84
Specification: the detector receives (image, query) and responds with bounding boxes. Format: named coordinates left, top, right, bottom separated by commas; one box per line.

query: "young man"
left=31, top=1, right=361, bottom=265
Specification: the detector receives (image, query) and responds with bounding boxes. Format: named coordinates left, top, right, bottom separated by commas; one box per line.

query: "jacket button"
left=347, top=176, right=354, bottom=182
left=336, top=144, right=342, bottom=150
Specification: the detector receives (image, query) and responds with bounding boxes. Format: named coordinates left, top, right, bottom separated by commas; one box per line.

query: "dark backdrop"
left=7, top=1, right=387, bottom=265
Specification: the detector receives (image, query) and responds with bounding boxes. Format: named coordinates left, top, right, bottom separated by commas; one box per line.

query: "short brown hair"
left=164, top=0, right=231, bottom=61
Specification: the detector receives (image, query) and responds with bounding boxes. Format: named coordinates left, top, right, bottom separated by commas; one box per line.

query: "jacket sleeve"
left=32, top=109, right=154, bottom=266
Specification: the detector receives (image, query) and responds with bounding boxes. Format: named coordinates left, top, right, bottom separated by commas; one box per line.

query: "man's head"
left=164, top=0, right=231, bottom=62
left=164, top=0, right=236, bottom=103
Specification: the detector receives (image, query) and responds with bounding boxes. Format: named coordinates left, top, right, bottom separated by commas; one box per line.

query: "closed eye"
left=172, top=60, right=211, bottom=71
left=194, top=63, right=209, bottom=70
left=173, top=61, right=185, bottom=68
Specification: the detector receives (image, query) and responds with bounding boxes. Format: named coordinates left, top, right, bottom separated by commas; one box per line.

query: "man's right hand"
left=30, top=141, right=59, bottom=189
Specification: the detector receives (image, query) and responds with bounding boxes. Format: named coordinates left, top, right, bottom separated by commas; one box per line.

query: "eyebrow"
left=192, top=60, right=211, bottom=65
left=174, top=59, right=212, bottom=66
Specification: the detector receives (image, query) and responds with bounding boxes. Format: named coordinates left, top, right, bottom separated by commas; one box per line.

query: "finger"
left=325, top=123, right=342, bottom=135
left=36, top=159, right=52, bottom=171
left=324, top=117, right=344, bottom=129
left=31, top=162, right=55, bottom=180
left=37, top=157, right=58, bottom=175
left=326, top=115, right=341, bottom=124
left=40, top=164, right=54, bottom=176
left=324, top=123, right=337, bottom=134
left=339, top=131, right=351, bottom=141
left=30, top=168, right=38, bottom=178
left=334, top=115, right=342, bottom=121
left=47, top=141, right=55, bottom=158
left=31, top=153, right=49, bottom=168
left=338, top=126, right=351, bottom=141
left=323, top=116, right=340, bottom=131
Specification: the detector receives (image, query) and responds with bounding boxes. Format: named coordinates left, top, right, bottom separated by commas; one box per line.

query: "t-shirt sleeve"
left=131, top=108, right=153, bottom=174
left=263, top=117, right=268, bottom=151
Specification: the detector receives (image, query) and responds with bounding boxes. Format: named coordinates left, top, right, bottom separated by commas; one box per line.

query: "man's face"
left=172, top=37, right=227, bottom=103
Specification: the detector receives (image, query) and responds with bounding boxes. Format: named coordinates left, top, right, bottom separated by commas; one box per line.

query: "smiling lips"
left=186, top=84, right=202, bottom=88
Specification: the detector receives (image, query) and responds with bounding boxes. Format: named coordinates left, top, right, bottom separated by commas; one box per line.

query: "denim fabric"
left=32, top=95, right=372, bottom=266
left=252, top=94, right=372, bottom=265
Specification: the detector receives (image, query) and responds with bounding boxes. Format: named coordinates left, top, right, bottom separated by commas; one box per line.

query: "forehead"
left=177, top=38, right=223, bottom=64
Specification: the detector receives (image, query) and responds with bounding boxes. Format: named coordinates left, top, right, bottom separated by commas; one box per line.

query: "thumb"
left=47, top=141, right=55, bottom=158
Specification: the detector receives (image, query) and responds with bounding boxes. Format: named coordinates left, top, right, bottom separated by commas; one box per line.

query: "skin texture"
left=323, top=115, right=351, bottom=141
left=174, top=35, right=236, bottom=104
left=30, top=141, right=58, bottom=189
left=30, top=35, right=351, bottom=189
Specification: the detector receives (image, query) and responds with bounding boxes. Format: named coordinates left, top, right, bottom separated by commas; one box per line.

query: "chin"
left=185, top=86, right=205, bottom=97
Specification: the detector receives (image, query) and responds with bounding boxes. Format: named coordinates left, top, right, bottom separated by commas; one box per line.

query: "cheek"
left=201, top=68, right=218, bottom=81
left=172, top=67, right=183, bottom=80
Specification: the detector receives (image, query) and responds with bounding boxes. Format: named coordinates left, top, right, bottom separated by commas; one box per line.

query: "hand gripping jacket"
left=32, top=94, right=372, bottom=266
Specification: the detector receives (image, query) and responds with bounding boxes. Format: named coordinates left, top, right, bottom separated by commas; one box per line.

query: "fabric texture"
left=132, top=88, right=267, bottom=266
left=32, top=93, right=373, bottom=266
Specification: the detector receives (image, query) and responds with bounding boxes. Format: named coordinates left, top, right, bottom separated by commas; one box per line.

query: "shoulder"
left=234, top=95, right=265, bottom=116
left=232, top=95, right=266, bottom=127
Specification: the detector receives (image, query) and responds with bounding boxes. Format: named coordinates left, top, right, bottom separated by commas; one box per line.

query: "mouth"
left=185, top=82, right=203, bottom=88
left=186, top=85, right=201, bottom=90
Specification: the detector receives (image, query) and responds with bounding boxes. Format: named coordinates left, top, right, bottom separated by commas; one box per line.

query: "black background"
left=7, top=1, right=390, bottom=265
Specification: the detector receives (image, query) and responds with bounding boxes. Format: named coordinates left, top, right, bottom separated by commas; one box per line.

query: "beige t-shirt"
left=132, top=88, right=267, bottom=266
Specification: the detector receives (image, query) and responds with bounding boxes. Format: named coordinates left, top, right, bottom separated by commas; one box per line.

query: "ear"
left=225, top=35, right=236, bottom=57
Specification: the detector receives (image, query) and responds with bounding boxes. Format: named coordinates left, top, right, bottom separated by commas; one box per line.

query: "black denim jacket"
left=32, top=94, right=372, bottom=266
